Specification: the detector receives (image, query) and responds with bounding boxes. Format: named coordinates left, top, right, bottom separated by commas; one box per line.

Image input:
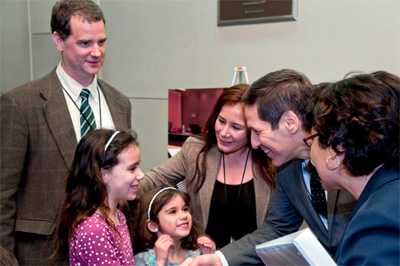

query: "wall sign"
left=218, top=0, right=298, bottom=26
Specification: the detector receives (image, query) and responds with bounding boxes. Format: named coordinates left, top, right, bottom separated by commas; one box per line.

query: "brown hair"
left=134, top=188, right=201, bottom=253
left=242, top=69, right=313, bottom=131
left=52, top=129, right=139, bottom=262
left=314, top=72, right=400, bottom=176
left=51, top=0, right=105, bottom=40
left=191, top=84, right=274, bottom=192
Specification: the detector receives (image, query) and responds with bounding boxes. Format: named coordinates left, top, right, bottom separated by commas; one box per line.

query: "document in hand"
left=255, top=228, right=336, bottom=266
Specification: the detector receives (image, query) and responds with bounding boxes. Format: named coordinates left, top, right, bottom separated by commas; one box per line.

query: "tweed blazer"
left=141, top=137, right=271, bottom=231
left=0, top=69, right=131, bottom=252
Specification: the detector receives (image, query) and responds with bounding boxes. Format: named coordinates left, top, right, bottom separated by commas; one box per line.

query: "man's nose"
left=91, top=44, right=101, bottom=57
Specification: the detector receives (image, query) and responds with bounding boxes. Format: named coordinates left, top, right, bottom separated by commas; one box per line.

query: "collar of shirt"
left=56, top=62, right=99, bottom=104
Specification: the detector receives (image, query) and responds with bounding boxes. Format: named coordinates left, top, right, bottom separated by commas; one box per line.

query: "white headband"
left=147, top=187, right=177, bottom=220
left=104, top=131, right=120, bottom=151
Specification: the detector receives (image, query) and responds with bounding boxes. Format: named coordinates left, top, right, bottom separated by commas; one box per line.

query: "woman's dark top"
left=206, top=179, right=257, bottom=248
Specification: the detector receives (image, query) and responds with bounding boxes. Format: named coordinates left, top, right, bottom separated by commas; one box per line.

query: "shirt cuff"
left=216, top=250, right=229, bottom=266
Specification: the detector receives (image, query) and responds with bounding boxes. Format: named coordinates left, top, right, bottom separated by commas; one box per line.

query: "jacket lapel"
left=327, top=190, right=339, bottom=229
left=99, top=80, right=130, bottom=130
left=298, top=162, right=329, bottom=240
left=41, top=70, right=77, bottom=169
left=253, top=165, right=270, bottom=226
left=327, top=189, right=356, bottom=251
left=198, top=146, right=221, bottom=227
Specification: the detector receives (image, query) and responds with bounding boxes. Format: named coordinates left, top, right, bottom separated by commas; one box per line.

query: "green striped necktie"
left=80, top=88, right=96, bottom=137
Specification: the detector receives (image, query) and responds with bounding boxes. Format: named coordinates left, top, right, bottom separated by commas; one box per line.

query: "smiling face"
left=156, top=194, right=192, bottom=240
left=214, top=103, right=249, bottom=154
left=102, top=144, right=143, bottom=205
left=245, top=104, right=306, bottom=166
left=52, top=15, right=107, bottom=86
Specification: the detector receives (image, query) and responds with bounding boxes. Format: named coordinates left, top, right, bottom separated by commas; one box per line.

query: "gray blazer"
left=141, top=137, right=271, bottom=230
left=221, top=160, right=355, bottom=265
left=0, top=69, right=131, bottom=253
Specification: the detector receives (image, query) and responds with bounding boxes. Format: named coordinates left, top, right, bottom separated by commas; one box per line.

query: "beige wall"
left=101, top=0, right=400, bottom=170
left=0, top=0, right=30, bottom=94
left=1, top=0, right=399, bottom=170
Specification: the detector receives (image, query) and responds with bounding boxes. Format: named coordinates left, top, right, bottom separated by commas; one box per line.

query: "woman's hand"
left=197, top=235, right=216, bottom=254
left=154, top=234, right=174, bottom=266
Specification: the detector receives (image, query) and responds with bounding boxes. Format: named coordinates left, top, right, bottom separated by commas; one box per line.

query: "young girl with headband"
left=134, top=187, right=215, bottom=266
left=53, top=129, right=144, bottom=265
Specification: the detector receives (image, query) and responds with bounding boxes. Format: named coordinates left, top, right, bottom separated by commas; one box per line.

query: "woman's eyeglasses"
left=303, top=133, right=319, bottom=147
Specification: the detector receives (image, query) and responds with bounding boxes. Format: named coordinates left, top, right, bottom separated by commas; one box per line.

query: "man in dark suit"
left=0, top=1, right=131, bottom=264
left=189, top=69, right=355, bottom=266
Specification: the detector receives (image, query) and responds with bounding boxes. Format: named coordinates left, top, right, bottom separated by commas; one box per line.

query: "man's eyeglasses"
left=303, top=133, right=319, bottom=148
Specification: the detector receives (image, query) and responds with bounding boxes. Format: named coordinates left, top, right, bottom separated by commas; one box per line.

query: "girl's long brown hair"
left=191, top=84, right=275, bottom=192
left=52, top=129, right=139, bottom=262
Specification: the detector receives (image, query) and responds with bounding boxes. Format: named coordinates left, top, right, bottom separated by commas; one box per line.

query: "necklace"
left=222, top=148, right=251, bottom=203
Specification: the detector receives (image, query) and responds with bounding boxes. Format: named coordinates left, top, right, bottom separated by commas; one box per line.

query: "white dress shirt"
left=56, top=63, right=115, bottom=141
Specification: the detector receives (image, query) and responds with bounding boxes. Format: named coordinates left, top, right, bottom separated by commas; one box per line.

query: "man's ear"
left=279, top=110, right=301, bottom=134
left=52, top=31, right=65, bottom=52
left=147, top=220, right=159, bottom=233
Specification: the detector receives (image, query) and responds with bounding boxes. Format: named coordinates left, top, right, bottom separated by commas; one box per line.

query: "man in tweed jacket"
left=0, top=1, right=131, bottom=264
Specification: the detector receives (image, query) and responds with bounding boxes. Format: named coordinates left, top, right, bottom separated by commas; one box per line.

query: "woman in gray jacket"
left=140, top=84, right=274, bottom=249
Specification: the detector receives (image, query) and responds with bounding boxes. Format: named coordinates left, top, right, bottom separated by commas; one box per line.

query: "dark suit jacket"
left=0, top=70, right=131, bottom=253
left=221, top=160, right=355, bottom=265
left=335, top=167, right=400, bottom=266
